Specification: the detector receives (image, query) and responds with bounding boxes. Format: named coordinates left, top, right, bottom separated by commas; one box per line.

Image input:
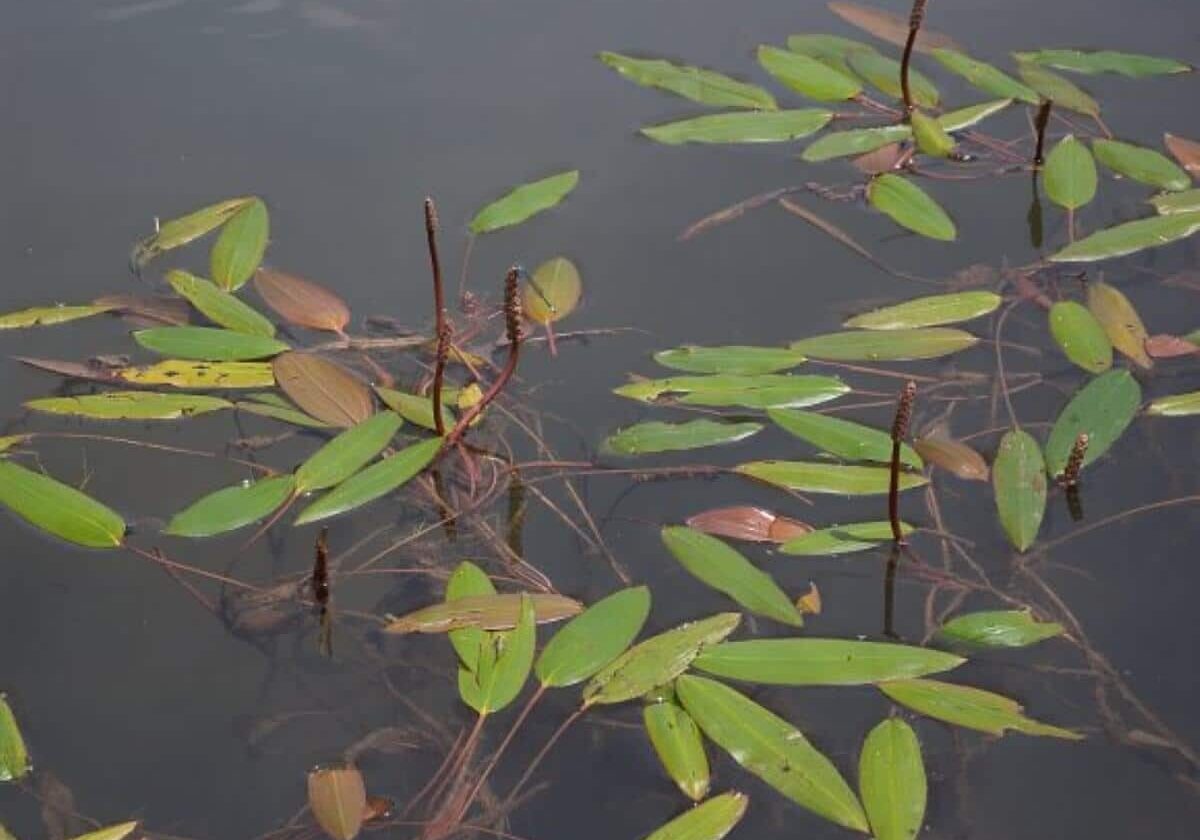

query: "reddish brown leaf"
left=15, top=356, right=125, bottom=384
left=93, top=294, right=190, bottom=327
left=1164, top=133, right=1200, bottom=175
left=254, top=269, right=351, bottom=334
left=795, top=583, right=822, bottom=615
left=914, top=434, right=990, bottom=481
left=273, top=352, right=373, bottom=428
left=307, top=764, right=367, bottom=840
left=686, top=506, right=811, bottom=543
left=852, top=142, right=905, bottom=175
left=827, top=1, right=961, bottom=54
left=767, top=516, right=813, bottom=542
left=1145, top=334, right=1200, bottom=359
left=362, top=796, right=393, bottom=824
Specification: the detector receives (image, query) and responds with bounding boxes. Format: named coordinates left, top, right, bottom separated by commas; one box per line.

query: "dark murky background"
left=2, top=1, right=1199, bottom=838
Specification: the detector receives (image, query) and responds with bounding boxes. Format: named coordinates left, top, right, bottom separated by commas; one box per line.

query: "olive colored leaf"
left=603, top=420, right=762, bottom=456
left=1, top=694, right=30, bottom=782
left=235, top=395, right=331, bottom=429
left=294, top=437, right=441, bottom=524
left=642, top=109, right=834, bottom=145
left=785, top=33, right=872, bottom=76
left=1044, top=369, right=1141, bottom=477
left=676, top=674, right=869, bottom=832
left=253, top=269, right=351, bottom=333
left=210, top=198, right=269, bottom=291
left=848, top=49, right=939, bottom=108
left=1150, top=188, right=1200, bottom=215
left=0, top=304, right=112, bottom=330
left=913, top=433, right=989, bottom=481
left=614, top=373, right=849, bottom=410
left=911, top=110, right=955, bottom=158
left=536, top=586, right=651, bottom=688
left=458, top=594, right=536, bottom=715
left=165, top=475, right=297, bottom=538
left=779, top=520, right=912, bottom=555
left=879, top=679, right=1083, bottom=739
left=1145, top=333, right=1200, bottom=358
left=294, top=411, right=403, bottom=493
left=25, top=391, right=232, bottom=421
left=0, top=461, right=125, bottom=548
left=790, top=328, right=977, bottom=361
left=1043, top=135, right=1098, bottom=210
left=644, top=697, right=711, bottom=802
left=470, top=170, right=580, bottom=234
left=166, top=270, right=276, bottom=337
left=653, top=345, right=806, bottom=375
left=273, top=352, right=374, bottom=427
left=662, top=527, right=803, bottom=627
left=133, top=327, right=289, bottom=361
left=827, top=2, right=959, bottom=53
left=930, top=49, right=1038, bottom=103
left=0, top=822, right=14, bottom=840
left=1015, top=49, right=1190, bottom=78
left=868, top=174, right=956, bottom=241
left=938, top=99, right=1013, bottom=132
left=738, top=460, right=927, bottom=495
left=1086, top=280, right=1152, bottom=368
left=525, top=257, right=582, bottom=325
left=1049, top=211, right=1200, bottom=262
left=582, top=613, right=741, bottom=707
left=1092, top=139, right=1191, bottom=192
left=383, top=593, right=583, bottom=634
left=686, top=506, right=811, bottom=544
left=1015, top=60, right=1099, bottom=116
left=1147, top=390, right=1200, bottom=416
left=845, top=291, right=1001, bottom=330
left=1048, top=301, right=1112, bottom=373
left=68, top=824, right=140, bottom=840
left=757, top=46, right=862, bottom=101
left=859, top=719, right=926, bottom=840
left=694, top=639, right=963, bottom=686
left=131, top=196, right=254, bottom=268
left=445, top=561, right=497, bottom=672
left=118, top=360, right=275, bottom=389
left=1164, top=133, right=1200, bottom=175
left=644, top=791, right=747, bottom=840
left=598, top=52, right=777, bottom=110
left=374, top=387, right=454, bottom=432
left=802, top=126, right=911, bottom=161
left=307, top=764, right=367, bottom=840
left=768, top=408, right=921, bottom=467
left=0, top=435, right=28, bottom=454
left=938, top=609, right=1064, bottom=649
left=992, top=429, right=1046, bottom=552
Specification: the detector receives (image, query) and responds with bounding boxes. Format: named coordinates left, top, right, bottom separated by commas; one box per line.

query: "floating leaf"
left=536, top=587, right=651, bottom=688
left=68, top=824, right=139, bottom=840
left=26, top=391, right=232, bottom=421
left=911, top=110, right=955, bottom=157
left=913, top=433, right=989, bottom=481
left=295, top=437, right=441, bottom=524
left=853, top=142, right=906, bottom=174
left=1015, top=61, right=1099, bottom=116
left=167, top=270, right=276, bottom=337
left=525, top=257, right=582, bottom=325
left=273, top=352, right=374, bottom=427
left=642, top=109, right=834, bottom=145
left=868, top=174, right=956, bottom=241
left=614, top=374, right=849, bottom=409
left=859, top=719, right=926, bottom=840
left=695, top=639, right=962, bottom=686
left=992, top=429, right=1046, bottom=552
left=133, top=327, right=289, bottom=361
left=644, top=699, right=711, bottom=802
left=1044, top=369, right=1141, bottom=477
left=1150, top=188, right=1200, bottom=215
left=738, top=460, right=927, bottom=495
left=119, top=360, right=275, bottom=389
left=827, top=2, right=959, bottom=53
left=686, top=506, right=811, bottom=544
left=210, top=198, right=269, bottom=291
left=582, top=613, right=741, bottom=706
left=598, top=52, right=777, bottom=110
left=1086, top=280, right=1152, bottom=368
left=848, top=50, right=939, bottom=108
left=644, top=791, right=747, bottom=840
left=790, top=328, right=977, bottom=360
left=938, top=609, right=1064, bottom=648
left=253, top=269, right=350, bottom=333
left=802, top=126, right=910, bottom=161
left=1164, top=133, right=1200, bottom=175
left=786, top=33, right=873, bottom=75
left=445, top=561, right=497, bottom=672
left=94, top=293, right=189, bottom=327
left=0, top=435, right=27, bottom=454
left=769, top=408, right=921, bottom=467
left=1147, top=391, right=1200, bottom=416
left=470, top=170, right=580, bottom=234
left=654, top=345, right=806, bottom=375
left=676, top=674, right=868, bottom=832
left=236, top=395, right=331, bottom=429
left=757, top=46, right=862, bottom=101
left=294, top=411, right=403, bottom=493
left=132, top=196, right=254, bottom=267
left=1092, top=139, right=1191, bottom=192
left=603, top=420, right=762, bottom=456
left=1145, top=333, right=1200, bottom=358
left=662, top=527, right=803, bottom=627
left=307, top=764, right=367, bottom=840
left=1015, top=49, right=1190, bottom=78
left=779, top=520, right=912, bottom=555
left=0, top=304, right=112, bottom=330
left=383, top=593, right=583, bottom=634
left=1048, top=301, right=1112, bottom=373
left=845, top=291, right=1001, bottom=330
left=374, top=387, right=454, bottom=433
left=938, top=99, right=1013, bottom=132
left=0, top=461, right=125, bottom=548
left=458, top=594, right=535, bottom=714
left=1043, top=136, right=1098, bottom=210
left=931, top=49, right=1038, bottom=103
left=0, top=694, right=30, bottom=782
left=879, top=679, right=1083, bottom=739
left=166, top=475, right=297, bottom=538
left=1049, top=211, right=1200, bottom=262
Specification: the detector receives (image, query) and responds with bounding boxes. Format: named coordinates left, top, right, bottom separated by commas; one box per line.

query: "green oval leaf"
left=0, top=461, right=125, bottom=548
left=930, top=49, right=1038, bottom=103
left=166, top=474, right=296, bottom=538
left=757, top=45, right=862, bottom=101
left=654, top=345, right=806, bottom=375
left=695, top=639, right=963, bottom=686
left=1043, top=135, right=1098, bottom=210
left=779, top=520, right=913, bottom=555
left=210, top=198, right=269, bottom=291
left=642, top=109, right=833, bottom=145
left=644, top=698, right=711, bottom=802
left=1015, top=61, right=1099, bottom=116
left=1049, top=211, right=1200, bottom=262
left=768, top=409, right=921, bottom=467
left=603, top=420, right=762, bottom=456
left=167, top=270, right=276, bottom=337
left=786, top=33, right=872, bottom=75
left=1044, top=369, right=1141, bottom=477
left=879, top=679, right=1083, bottom=739
left=911, top=110, right=955, bottom=157
left=662, top=527, right=803, bottom=627
left=458, top=594, right=536, bottom=715
left=1015, top=49, right=1191, bottom=78
left=802, top=126, right=911, bottom=161
left=375, top=387, right=454, bottom=433
left=847, top=49, right=939, bottom=107
left=992, top=429, right=1046, bottom=552
left=859, top=719, right=926, bottom=840
left=614, top=374, right=849, bottom=409
left=133, top=327, right=289, bottom=361
left=738, top=460, right=927, bottom=495
left=844, top=291, right=1001, bottom=330
left=1147, top=390, right=1200, bottom=416
left=1048, top=301, right=1112, bottom=373
left=469, top=170, right=580, bottom=235
left=132, top=196, right=254, bottom=268
left=938, top=609, right=1064, bottom=648
left=294, top=437, right=442, bottom=524
left=868, top=174, right=957, bottom=241
left=644, top=791, right=747, bottom=840
left=1150, top=188, right=1200, bottom=215
left=912, top=434, right=990, bottom=481
left=294, top=412, right=404, bottom=493
left=0, top=304, right=112, bottom=330
left=791, top=327, right=978, bottom=360
left=599, top=52, right=777, bottom=110
left=25, top=391, right=233, bottom=421
left=536, top=587, right=651, bottom=688
left=1093, top=139, right=1191, bottom=192
left=525, top=257, right=582, bottom=325
left=676, top=674, right=868, bottom=832
left=0, top=694, right=30, bottom=782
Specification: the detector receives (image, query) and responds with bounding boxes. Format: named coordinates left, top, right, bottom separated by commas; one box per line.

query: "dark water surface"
left=3, top=1, right=1200, bottom=839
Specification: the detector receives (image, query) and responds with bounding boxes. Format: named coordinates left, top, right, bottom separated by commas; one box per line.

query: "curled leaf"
left=686, top=506, right=810, bottom=544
